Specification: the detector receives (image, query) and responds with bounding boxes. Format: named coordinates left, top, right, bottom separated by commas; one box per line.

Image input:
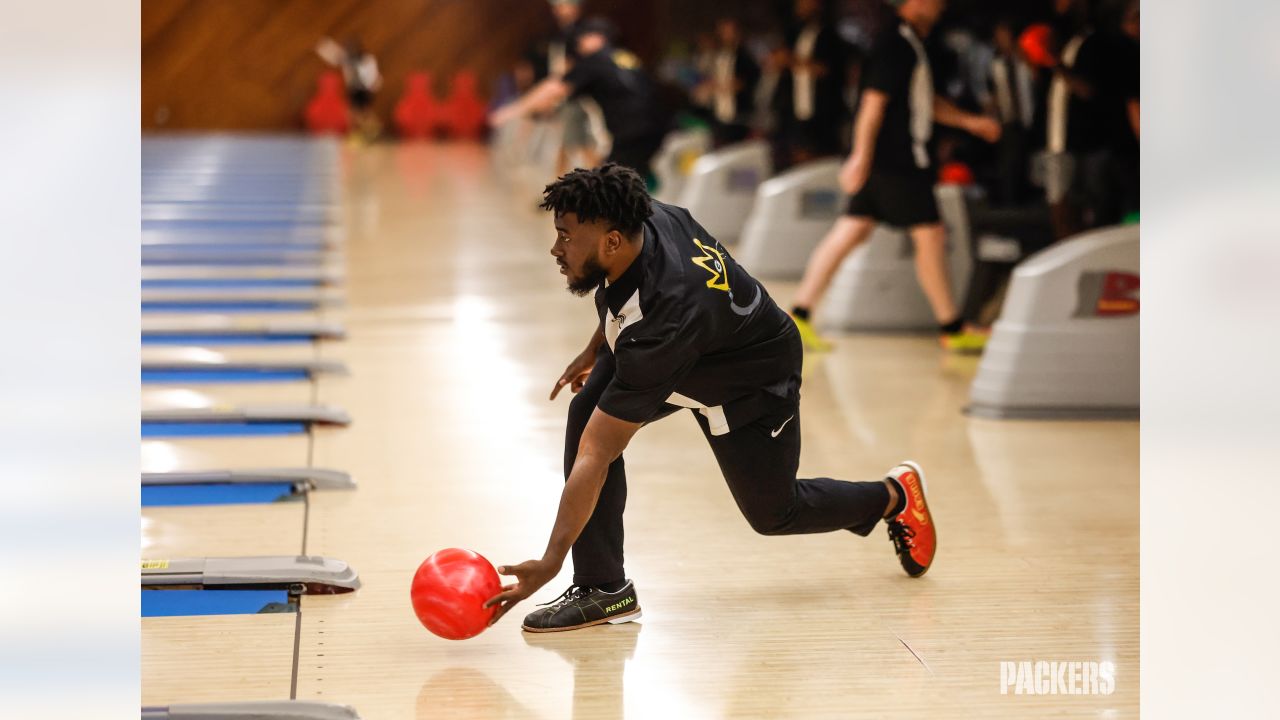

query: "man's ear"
left=604, top=229, right=624, bottom=255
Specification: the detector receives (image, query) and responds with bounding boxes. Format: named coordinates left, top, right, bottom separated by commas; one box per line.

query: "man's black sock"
left=939, top=317, right=964, bottom=335
left=792, top=306, right=811, bottom=321
left=595, top=579, right=628, bottom=593
left=887, top=478, right=907, bottom=518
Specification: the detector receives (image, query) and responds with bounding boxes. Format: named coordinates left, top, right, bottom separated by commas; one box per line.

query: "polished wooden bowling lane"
left=145, top=142, right=1138, bottom=718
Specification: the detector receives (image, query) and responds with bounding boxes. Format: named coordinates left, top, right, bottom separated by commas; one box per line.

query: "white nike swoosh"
left=770, top=415, right=795, bottom=438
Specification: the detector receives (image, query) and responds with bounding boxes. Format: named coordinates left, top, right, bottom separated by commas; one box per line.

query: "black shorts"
left=845, top=168, right=940, bottom=228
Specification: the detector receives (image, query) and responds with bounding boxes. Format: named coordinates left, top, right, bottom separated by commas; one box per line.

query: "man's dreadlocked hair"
left=539, top=163, right=653, bottom=238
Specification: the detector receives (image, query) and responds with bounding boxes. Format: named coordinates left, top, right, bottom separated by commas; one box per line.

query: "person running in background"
left=490, top=18, right=669, bottom=183
left=788, top=0, right=1001, bottom=353
left=692, top=18, right=760, bottom=147
left=315, top=36, right=382, bottom=142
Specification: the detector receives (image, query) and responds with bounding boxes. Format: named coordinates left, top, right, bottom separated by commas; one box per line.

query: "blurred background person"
left=530, top=0, right=603, bottom=176
left=1099, top=0, right=1139, bottom=223
left=750, top=41, right=789, bottom=139
left=1040, top=0, right=1107, bottom=238
left=692, top=18, right=760, bottom=147
left=986, top=17, right=1040, bottom=207
left=773, top=0, right=851, bottom=168
left=315, top=36, right=383, bottom=142
left=787, top=0, right=1001, bottom=353
left=490, top=18, right=670, bottom=185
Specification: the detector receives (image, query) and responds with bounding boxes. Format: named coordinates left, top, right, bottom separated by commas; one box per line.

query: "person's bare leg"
left=908, top=222, right=960, bottom=325
left=793, top=216, right=877, bottom=312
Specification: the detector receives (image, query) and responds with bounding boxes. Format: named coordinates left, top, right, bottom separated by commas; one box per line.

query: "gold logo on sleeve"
left=690, top=238, right=730, bottom=293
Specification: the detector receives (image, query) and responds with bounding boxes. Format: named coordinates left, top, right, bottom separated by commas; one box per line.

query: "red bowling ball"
left=410, top=548, right=502, bottom=640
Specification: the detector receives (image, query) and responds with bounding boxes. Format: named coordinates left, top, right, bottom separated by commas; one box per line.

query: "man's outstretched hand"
left=483, top=557, right=561, bottom=625
left=550, top=348, right=597, bottom=400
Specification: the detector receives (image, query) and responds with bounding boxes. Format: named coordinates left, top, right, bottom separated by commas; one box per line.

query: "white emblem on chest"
left=604, top=290, right=644, bottom=351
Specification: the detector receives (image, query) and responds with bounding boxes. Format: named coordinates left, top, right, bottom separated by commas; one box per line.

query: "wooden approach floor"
left=141, top=142, right=1138, bottom=718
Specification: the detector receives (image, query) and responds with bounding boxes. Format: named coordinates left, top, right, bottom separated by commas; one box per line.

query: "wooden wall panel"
left=142, top=0, right=557, bottom=130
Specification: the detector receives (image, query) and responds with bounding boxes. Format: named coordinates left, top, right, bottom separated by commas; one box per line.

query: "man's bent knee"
left=742, top=508, right=793, bottom=536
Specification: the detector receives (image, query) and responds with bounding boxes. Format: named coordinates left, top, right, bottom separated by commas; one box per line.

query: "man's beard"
left=567, top=256, right=608, bottom=297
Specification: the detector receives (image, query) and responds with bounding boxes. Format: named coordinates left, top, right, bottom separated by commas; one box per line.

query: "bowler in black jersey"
left=484, top=164, right=940, bottom=632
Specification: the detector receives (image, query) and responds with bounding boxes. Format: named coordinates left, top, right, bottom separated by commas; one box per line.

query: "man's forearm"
left=541, top=409, right=640, bottom=566
left=932, top=97, right=973, bottom=129
left=503, top=78, right=569, bottom=121
left=543, top=450, right=612, bottom=564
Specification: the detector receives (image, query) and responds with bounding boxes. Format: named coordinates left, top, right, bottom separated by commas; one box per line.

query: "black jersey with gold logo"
left=564, top=45, right=663, bottom=142
left=594, top=201, right=801, bottom=435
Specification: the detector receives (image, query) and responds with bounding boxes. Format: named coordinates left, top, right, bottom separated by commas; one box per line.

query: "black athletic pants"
left=565, top=347, right=891, bottom=587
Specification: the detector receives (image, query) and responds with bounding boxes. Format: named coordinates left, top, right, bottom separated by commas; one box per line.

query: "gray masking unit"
left=676, top=140, right=772, bottom=245
left=735, top=158, right=844, bottom=279
left=821, top=185, right=973, bottom=331
left=967, top=223, right=1139, bottom=419
left=652, top=128, right=712, bottom=205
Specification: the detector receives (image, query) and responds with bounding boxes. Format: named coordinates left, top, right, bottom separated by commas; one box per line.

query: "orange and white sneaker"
left=884, top=461, right=936, bottom=577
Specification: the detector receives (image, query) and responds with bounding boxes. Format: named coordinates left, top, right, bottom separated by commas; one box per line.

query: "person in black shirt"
left=1114, top=2, right=1139, bottom=218
left=986, top=18, right=1040, bottom=207
left=491, top=18, right=668, bottom=181
left=787, top=0, right=1001, bottom=354
left=482, top=164, right=940, bottom=632
left=1041, top=0, right=1124, bottom=237
left=692, top=18, right=761, bottom=147
left=1091, top=1, right=1139, bottom=224
left=773, top=0, right=850, bottom=167
left=315, top=36, right=383, bottom=141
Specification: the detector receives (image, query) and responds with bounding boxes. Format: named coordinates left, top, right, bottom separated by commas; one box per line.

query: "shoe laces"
left=887, top=520, right=916, bottom=554
left=538, top=584, right=591, bottom=609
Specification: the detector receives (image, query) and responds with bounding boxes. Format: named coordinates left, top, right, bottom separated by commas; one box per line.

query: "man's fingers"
left=482, top=587, right=523, bottom=609
left=481, top=584, right=520, bottom=609
left=550, top=376, right=569, bottom=401
left=488, top=601, right=514, bottom=625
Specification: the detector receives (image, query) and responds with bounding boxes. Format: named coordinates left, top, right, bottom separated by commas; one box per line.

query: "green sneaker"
left=522, top=582, right=642, bottom=633
left=790, top=313, right=833, bottom=352
left=939, top=330, right=988, bottom=354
